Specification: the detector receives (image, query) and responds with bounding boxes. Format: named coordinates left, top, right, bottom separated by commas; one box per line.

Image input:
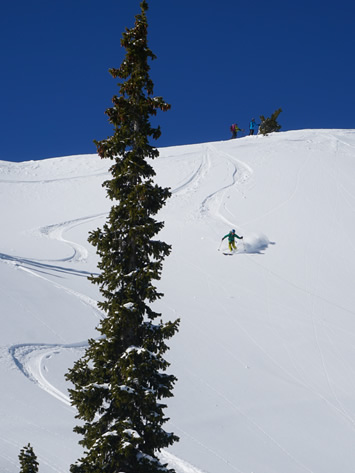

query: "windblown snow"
left=1, top=129, right=355, bottom=473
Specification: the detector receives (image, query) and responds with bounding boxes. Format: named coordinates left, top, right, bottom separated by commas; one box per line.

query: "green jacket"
left=223, top=231, right=243, bottom=243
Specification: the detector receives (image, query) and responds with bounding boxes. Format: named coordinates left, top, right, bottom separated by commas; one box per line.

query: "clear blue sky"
left=1, top=0, right=354, bottom=162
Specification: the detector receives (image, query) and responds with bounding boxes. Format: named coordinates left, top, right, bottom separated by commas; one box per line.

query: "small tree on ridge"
left=259, top=108, right=282, bottom=135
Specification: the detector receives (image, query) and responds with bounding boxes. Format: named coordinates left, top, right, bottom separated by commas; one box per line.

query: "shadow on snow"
left=0, top=252, right=97, bottom=279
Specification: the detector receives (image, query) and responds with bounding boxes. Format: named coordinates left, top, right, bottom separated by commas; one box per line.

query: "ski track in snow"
left=0, top=213, right=108, bottom=277
left=8, top=343, right=86, bottom=408
left=0, top=171, right=109, bottom=185
left=198, top=146, right=239, bottom=223
left=168, top=143, right=254, bottom=235
left=34, top=213, right=107, bottom=263
left=200, top=144, right=253, bottom=227
left=16, top=262, right=103, bottom=322
left=170, top=150, right=210, bottom=196
left=171, top=143, right=270, bottom=255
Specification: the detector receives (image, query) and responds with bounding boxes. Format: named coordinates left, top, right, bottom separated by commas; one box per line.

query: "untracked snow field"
left=0, top=129, right=355, bottom=473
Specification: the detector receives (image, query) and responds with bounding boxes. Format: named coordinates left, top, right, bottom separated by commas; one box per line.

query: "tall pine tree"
left=65, top=2, right=179, bottom=473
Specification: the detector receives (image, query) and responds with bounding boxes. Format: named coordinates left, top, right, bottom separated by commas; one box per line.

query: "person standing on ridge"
left=230, top=123, right=244, bottom=139
left=222, top=229, right=243, bottom=252
left=249, top=118, right=259, bottom=135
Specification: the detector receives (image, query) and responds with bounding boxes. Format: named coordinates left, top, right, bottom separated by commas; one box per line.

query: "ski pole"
left=217, top=239, right=223, bottom=251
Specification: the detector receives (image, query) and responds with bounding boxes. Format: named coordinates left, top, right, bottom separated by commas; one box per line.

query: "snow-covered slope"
left=1, top=129, right=355, bottom=473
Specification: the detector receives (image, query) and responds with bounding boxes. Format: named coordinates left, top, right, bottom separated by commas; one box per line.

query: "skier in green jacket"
left=222, top=229, right=243, bottom=252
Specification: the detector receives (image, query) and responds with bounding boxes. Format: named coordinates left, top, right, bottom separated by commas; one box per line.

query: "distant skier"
left=230, top=123, right=244, bottom=139
left=222, top=229, right=243, bottom=252
left=249, top=118, right=259, bottom=136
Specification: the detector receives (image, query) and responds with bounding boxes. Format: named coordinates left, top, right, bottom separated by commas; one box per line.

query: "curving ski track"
left=199, top=144, right=253, bottom=226
left=8, top=343, right=86, bottom=408
left=35, top=213, right=107, bottom=263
